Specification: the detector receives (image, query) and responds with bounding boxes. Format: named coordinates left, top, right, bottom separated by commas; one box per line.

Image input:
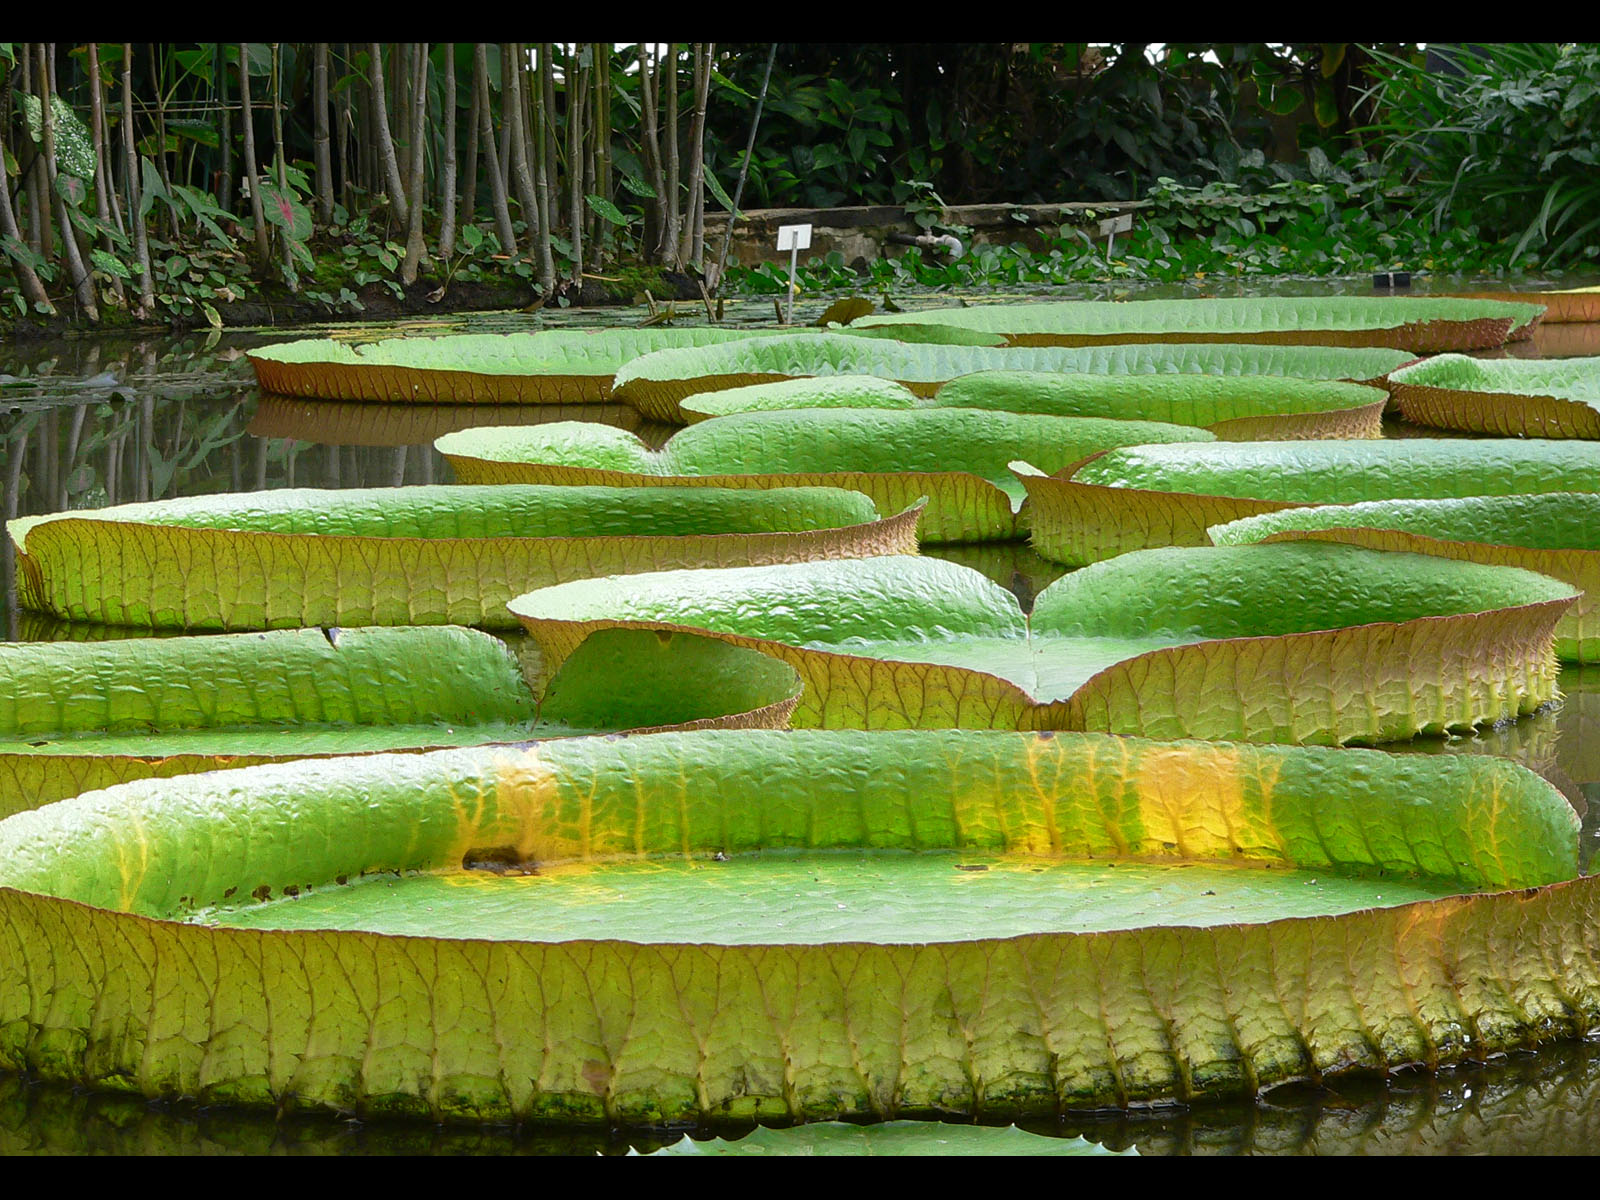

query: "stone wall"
left=703, top=201, right=1146, bottom=273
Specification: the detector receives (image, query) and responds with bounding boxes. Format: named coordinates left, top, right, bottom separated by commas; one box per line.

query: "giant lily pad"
left=437, top=412, right=1210, bottom=544
left=1389, top=354, right=1600, bottom=438
left=1208, top=494, right=1600, bottom=663
left=0, top=625, right=802, bottom=818
left=610, top=332, right=1415, bottom=423
left=852, top=297, right=1542, bottom=351
left=0, top=729, right=1587, bottom=1121
left=681, top=372, right=1387, bottom=441
left=1016, top=439, right=1600, bottom=567
left=1450, top=285, right=1600, bottom=324
left=8, top=484, right=918, bottom=630
left=246, top=327, right=789, bottom=405
left=510, top=549, right=1573, bottom=744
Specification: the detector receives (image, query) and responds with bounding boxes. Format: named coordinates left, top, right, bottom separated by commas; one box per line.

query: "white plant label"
left=776, top=224, right=812, bottom=251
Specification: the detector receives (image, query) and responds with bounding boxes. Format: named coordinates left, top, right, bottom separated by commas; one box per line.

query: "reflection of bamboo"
left=136, top=396, right=153, bottom=501
left=4, top=427, right=27, bottom=642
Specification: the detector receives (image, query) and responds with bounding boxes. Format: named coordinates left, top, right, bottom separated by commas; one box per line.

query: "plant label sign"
left=777, top=224, right=813, bottom=325
left=776, top=224, right=812, bottom=252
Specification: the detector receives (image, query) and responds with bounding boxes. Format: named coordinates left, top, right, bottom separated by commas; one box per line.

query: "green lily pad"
left=0, top=729, right=1582, bottom=1122
left=1389, top=354, right=1600, bottom=438
left=0, top=625, right=802, bottom=817
left=1016, top=438, right=1600, bottom=567
left=1210, top=494, right=1600, bottom=663
left=681, top=371, right=1387, bottom=440
left=247, top=327, right=791, bottom=404
left=8, top=484, right=918, bottom=630
left=611, top=331, right=1415, bottom=422
left=510, top=548, right=1574, bottom=745
left=853, top=296, right=1544, bottom=351
left=1447, top=285, right=1600, bottom=323
left=437, top=411, right=1212, bottom=544
left=644, top=1122, right=1130, bottom=1156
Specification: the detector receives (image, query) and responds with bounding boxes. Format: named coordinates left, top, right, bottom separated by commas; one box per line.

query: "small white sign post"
left=776, top=223, right=812, bottom=325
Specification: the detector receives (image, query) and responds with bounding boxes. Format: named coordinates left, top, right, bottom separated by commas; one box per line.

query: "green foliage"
left=1366, top=43, right=1600, bottom=265
left=728, top=146, right=1566, bottom=297
left=18, top=94, right=96, bottom=180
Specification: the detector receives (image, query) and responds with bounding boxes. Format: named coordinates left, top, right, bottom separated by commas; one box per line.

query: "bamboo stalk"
left=663, top=43, right=680, bottom=266
left=0, top=61, right=53, bottom=313
left=271, top=42, right=297, bottom=288
left=533, top=43, right=555, bottom=290
left=505, top=42, right=541, bottom=248
left=218, top=43, right=233, bottom=211
left=400, top=41, right=428, bottom=284
left=567, top=44, right=585, bottom=283
left=438, top=44, right=458, bottom=258
left=237, top=44, right=271, bottom=268
left=474, top=43, right=518, bottom=257
left=457, top=50, right=481, bottom=246
left=313, top=43, right=335, bottom=223
left=368, top=42, right=410, bottom=226
left=85, top=43, right=127, bottom=308
left=122, top=42, right=154, bottom=312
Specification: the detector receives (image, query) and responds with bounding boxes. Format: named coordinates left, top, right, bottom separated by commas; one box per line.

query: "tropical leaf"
left=1389, top=353, right=1600, bottom=438
left=436, top=411, right=1212, bottom=543
left=18, top=94, right=96, bottom=179
left=0, top=625, right=804, bottom=817
left=257, top=180, right=313, bottom=243
left=0, top=729, right=1586, bottom=1121
left=1017, top=438, right=1600, bottom=567
left=1210, top=493, right=1600, bottom=662
left=610, top=331, right=1415, bottom=423
left=510, top=547, right=1574, bottom=744
left=8, top=484, right=918, bottom=630
left=248, top=327, right=793, bottom=404
left=678, top=370, right=1387, bottom=440
left=584, top=194, right=629, bottom=226
left=852, top=296, right=1546, bottom=352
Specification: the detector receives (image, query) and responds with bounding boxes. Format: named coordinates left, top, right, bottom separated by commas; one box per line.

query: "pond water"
left=3, top=282, right=1599, bottom=1153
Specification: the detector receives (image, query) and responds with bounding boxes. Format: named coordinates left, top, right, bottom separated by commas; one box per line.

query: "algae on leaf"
left=438, top=411, right=1212, bottom=544
left=510, top=548, right=1574, bottom=745
left=1018, top=438, right=1600, bottom=566
left=8, top=484, right=918, bottom=630
left=0, top=730, right=1586, bottom=1122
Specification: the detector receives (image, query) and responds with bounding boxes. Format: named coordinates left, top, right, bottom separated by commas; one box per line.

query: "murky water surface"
left=3, top=278, right=1598, bottom=1153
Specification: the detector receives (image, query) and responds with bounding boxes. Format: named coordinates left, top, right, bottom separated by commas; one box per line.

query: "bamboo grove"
left=0, top=44, right=733, bottom=324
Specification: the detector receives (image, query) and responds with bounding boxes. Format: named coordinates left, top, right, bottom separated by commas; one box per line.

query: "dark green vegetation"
left=7, top=44, right=1600, bottom=335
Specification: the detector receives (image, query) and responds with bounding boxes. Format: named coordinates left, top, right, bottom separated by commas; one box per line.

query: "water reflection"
left=4, top=305, right=1600, bottom=1153
left=6, top=1040, right=1600, bottom=1154
left=247, top=397, right=644, bottom=447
